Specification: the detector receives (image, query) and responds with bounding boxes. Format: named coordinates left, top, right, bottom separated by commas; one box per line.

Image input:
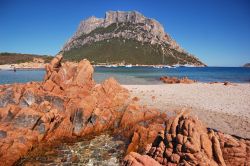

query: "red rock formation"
left=123, top=112, right=250, bottom=166
left=160, top=76, right=196, bottom=84
left=217, top=132, right=250, bottom=165
left=0, top=55, right=249, bottom=166
left=118, top=102, right=167, bottom=154
left=124, top=152, right=162, bottom=166
left=0, top=55, right=129, bottom=165
left=44, top=54, right=94, bottom=91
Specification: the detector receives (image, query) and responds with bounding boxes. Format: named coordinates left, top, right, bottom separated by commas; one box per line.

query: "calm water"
left=0, top=67, right=250, bottom=85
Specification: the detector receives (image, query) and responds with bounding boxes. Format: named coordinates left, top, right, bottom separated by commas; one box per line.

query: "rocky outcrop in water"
left=160, top=76, right=196, bottom=84
left=0, top=56, right=249, bottom=166
left=243, top=63, right=250, bottom=67
left=61, top=11, right=205, bottom=66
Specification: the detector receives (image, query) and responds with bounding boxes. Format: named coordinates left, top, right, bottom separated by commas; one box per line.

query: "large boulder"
left=44, top=54, right=94, bottom=90
left=123, top=112, right=250, bottom=166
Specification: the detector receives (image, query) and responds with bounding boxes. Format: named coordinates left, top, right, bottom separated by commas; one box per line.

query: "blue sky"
left=0, top=0, right=249, bottom=66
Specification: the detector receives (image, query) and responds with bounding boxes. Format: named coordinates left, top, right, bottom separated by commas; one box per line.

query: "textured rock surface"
left=123, top=152, right=162, bottom=166
left=61, top=11, right=204, bottom=66
left=123, top=112, right=250, bottom=166
left=63, top=11, right=176, bottom=51
left=0, top=56, right=249, bottom=166
left=0, top=55, right=129, bottom=165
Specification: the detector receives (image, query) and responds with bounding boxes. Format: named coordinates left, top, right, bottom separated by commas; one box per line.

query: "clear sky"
left=0, top=0, right=249, bottom=66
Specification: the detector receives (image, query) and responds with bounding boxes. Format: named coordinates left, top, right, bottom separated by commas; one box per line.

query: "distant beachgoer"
left=14, top=67, right=16, bottom=72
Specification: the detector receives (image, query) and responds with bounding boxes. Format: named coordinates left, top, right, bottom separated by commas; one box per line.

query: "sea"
left=0, top=66, right=250, bottom=85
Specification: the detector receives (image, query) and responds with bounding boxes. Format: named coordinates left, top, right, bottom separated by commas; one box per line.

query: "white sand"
left=0, top=64, right=12, bottom=70
left=0, top=63, right=45, bottom=70
left=123, top=83, right=250, bottom=138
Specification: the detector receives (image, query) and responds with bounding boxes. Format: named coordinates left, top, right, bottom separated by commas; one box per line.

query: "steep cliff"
left=61, top=11, right=205, bottom=66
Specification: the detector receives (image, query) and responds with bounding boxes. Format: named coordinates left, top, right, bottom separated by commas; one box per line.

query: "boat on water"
left=171, top=64, right=196, bottom=67
left=171, top=64, right=180, bottom=68
left=106, top=64, right=118, bottom=67
left=181, top=64, right=196, bottom=67
left=153, top=66, right=163, bottom=69
left=162, top=65, right=172, bottom=68
left=125, top=64, right=132, bottom=67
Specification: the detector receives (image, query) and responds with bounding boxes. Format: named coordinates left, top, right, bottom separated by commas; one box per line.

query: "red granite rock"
left=119, top=102, right=167, bottom=154
left=123, top=152, right=161, bottom=166
left=0, top=56, right=129, bottom=165
left=217, top=132, right=250, bottom=165
left=124, top=112, right=250, bottom=166
left=160, top=76, right=196, bottom=84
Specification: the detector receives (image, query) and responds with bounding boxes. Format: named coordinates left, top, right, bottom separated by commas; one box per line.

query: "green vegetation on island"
left=0, top=52, right=53, bottom=65
left=62, top=21, right=204, bottom=66
left=63, top=38, right=202, bottom=65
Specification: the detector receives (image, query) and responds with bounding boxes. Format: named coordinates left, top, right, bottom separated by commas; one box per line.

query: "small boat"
left=181, top=64, right=195, bottom=67
left=106, top=64, right=118, bottom=68
left=153, top=66, right=163, bottom=69
left=172, top=64, right=180, bottom=68
left=125, top=64, right=132, bottom=67
left=163, top=65, right=171, bottom=68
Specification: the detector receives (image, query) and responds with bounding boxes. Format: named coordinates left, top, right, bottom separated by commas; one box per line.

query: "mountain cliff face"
left=61, top=11, right=205, bottom=66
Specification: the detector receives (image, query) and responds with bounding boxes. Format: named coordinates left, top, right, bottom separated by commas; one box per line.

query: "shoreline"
left=0, top=64, right=46, bottom=70
left=0, top=63, right=205, bottom=70
left=2, top=59, right=250, bottom=70
left=93, top=64, right=205, bottom=68
left=0, top=68, right=45, bottom=71
left=123, top=83, right=250, bottom=139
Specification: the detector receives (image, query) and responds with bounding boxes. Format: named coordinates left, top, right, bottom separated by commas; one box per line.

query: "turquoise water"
left=0, top=67, right=250, bottom=85
left=0, top=69, right=45, bottom=84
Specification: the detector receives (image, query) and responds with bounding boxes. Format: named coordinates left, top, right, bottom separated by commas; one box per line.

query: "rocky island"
left=243, top=63, right=250, bottom=67
left=61, top=11, right=205, bottom=66
left=0, top=55, right=249, bottom=165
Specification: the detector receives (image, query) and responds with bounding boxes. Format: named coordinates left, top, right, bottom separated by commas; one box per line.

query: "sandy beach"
left=0, top=63, right=45, bottom=70
left=124, top=83, right=250, bottom=139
